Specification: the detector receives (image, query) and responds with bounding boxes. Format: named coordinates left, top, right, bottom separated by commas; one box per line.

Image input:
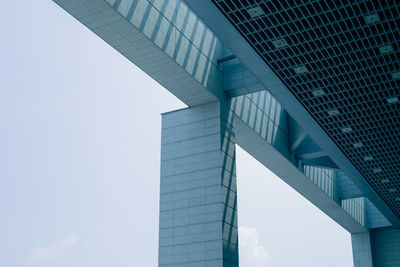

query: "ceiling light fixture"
left=294, top=66, right=308, bottom=74
left=363, top=156, right=374, bottom=161
left=364, top=14, right=380, bottom=24
left=246, top=6, right=265, bottom=18
left=392, top=72, right=400, bottom=80
left=272, top=38, right=288, bottom=48
left=379, top=44, right=394, bottom=54
left=327, top=109, right=340, bottom=116
left=312, top=89, right=325, bottom=97
left=386, top=96, right=399, bottom=104
left=373, top=168, right=382, bottom=173
left=341, top=127, right=353, bottom=133
left=353, top=142, right=363, bottom=148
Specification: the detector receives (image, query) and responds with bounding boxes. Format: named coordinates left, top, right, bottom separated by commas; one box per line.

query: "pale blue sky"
left=0, top=1, right=353, bottom=266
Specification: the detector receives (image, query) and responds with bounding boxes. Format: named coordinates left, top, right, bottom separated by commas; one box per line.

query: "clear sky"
left=0, top=1, right=353, bottom=266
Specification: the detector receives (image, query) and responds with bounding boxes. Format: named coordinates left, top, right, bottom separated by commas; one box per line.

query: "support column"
left=159, top=102, right=238, bottom=267
left=352, top=229, right=400, bottom=267
left=370, top=229, right=400, bottom=267
left=351, top=231, right=374, bottom=267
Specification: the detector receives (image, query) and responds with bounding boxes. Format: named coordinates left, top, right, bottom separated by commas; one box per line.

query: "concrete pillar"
left=351, top=231, right=374, bottom=267
left=352, top=229, right=400, bottom=267
left=371, top=229, right=400, bottom=267
left=158, top=102, right=238, bottom=267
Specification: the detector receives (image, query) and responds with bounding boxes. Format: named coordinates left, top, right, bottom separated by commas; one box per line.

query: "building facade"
left=54, top=0, right=400, bottom=266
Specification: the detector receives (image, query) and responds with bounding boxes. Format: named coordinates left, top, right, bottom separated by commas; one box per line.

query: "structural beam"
left=290, top=132, right=307, bottom=153
left=235, top=116, right=366, bottom=233
left=366, top=200, right=391, bottom=229
left=301, top=156, right=339, bottom=170
left=53, top=0, right=395, bottom=233
left=221, top=58, right=268, bottom=97
left=297, top=151, right=328, bottom=160
left=54, top=0, right=224, bottom=106
left=287, top=115, right=307, bottom=153
left=183, top=0, right=400, bottom=227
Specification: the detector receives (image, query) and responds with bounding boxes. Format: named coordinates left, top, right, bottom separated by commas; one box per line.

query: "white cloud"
left=27, top=233, right=79, bottom=266
left=239, top=226, right=269, bottom=267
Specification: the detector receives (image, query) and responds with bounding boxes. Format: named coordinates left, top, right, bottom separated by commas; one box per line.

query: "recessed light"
left=341, top=127, right=353, bottom=133
left=364, top=14, right=380, bottom=24
left=246, top=6, right=265, bottom=18
left=363, top=156, right=374, bottom=161
left=382, top=178, right=390, bottom=183
left=327, top=109, right=340, bottom=116
left=392, top=72, right=400, bottom=80
left=389, top=188, right=397, bottom=193
left=387, top=96, right=399, bottom=104
left=294, top=66, right=308, bottom=74
left=272, top=38, right=288, bottom=48
left=379, top=44, right=394, bottom=54
left=373, top=168, right=382, bottom=173
left=312, top=89, right=325, bottom=97
left=353, top=142, right=363, bottom=148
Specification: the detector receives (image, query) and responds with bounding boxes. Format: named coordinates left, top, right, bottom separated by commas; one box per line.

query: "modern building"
left=53, top=0, right=399, bottom=266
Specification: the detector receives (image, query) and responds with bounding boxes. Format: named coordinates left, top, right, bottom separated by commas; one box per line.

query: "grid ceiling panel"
left=212, top=0, right=400, bottom=217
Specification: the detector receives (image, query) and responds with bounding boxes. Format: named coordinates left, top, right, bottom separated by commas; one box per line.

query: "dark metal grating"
left=212, top=0, right=400, bottom=217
